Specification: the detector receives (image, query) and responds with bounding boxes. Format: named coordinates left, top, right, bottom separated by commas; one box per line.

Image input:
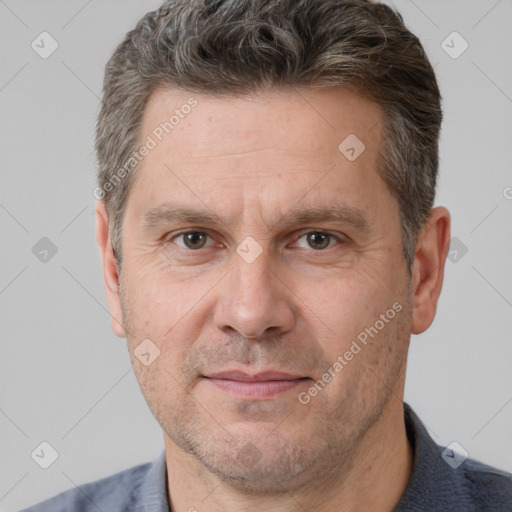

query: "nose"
left=213, top=249, right=295, bottom=340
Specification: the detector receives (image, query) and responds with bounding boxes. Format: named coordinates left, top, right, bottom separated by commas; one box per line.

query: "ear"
left=410, top=206, right=451, bottom=335
left=95, top=200, right=126, bottom=338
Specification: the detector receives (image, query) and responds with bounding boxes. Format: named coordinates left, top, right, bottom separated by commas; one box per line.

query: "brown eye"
left=306, top=232, right=331, bottom=250
left=294, top=231, right=338, bottom=251
left=175, top=231, right=210, bottom=250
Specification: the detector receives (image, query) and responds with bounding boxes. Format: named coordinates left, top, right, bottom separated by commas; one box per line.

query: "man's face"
left=109, top=87, right=414, bottom=489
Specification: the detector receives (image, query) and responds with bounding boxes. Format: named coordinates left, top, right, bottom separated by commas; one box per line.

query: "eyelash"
left=167, top=229, right=346, bottom=252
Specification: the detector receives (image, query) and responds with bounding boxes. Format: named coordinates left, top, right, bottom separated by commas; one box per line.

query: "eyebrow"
left=141, top=202, right=368, bottom=232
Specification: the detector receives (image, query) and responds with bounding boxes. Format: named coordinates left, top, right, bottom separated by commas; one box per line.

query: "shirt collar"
left=139, top=450, right=171, bottom=512
left=394, top=402, right=474, bottom=511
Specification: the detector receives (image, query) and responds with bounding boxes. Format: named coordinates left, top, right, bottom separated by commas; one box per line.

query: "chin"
left=198, top=448, right=314, bottom=494
left=172, top=422, right=325, bottom=494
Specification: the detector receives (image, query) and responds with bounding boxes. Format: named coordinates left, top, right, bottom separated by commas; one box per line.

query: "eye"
left=293, top=231, right=342, bottom=251
left=168, top=230, right=345, bottom=252
left=172, top=231, right=214, bottom=250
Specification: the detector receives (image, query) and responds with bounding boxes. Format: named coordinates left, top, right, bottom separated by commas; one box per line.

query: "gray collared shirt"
left=21, top=403, right=512, bottom=511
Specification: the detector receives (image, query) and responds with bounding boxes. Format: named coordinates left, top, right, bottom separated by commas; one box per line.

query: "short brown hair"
left=95, top=0, right=442, bottom=272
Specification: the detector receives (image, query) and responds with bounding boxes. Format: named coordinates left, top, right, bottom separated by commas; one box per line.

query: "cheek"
left=302, top=277, right=410, bottom=401
left=131, top=356, right=185, bottom=427
left=299, top=267, right=401, bottom=349
left=123, top=258, right=207, bottom=336
left=122, top=265, right=224, bottom=392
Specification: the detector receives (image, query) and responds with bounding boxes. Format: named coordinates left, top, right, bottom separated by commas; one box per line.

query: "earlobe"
left=95, top=200, right=127, bottom=338
left=410, top=207, right=451, bottom=335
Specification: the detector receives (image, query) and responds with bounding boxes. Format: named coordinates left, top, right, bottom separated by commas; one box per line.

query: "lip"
left=207, top=370, right=304, bottom=382
left=204, top=370, right=309, bottom=400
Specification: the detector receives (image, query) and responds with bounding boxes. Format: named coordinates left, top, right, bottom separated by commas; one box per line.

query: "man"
left=22, top=0, right=512, bottom=510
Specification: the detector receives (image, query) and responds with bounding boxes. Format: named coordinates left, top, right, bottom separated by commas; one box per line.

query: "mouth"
left=203, top=370, right=310, bottom=400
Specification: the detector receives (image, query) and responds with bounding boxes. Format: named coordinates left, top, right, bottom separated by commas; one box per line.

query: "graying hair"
left=95, top=0, right=442, bottom=274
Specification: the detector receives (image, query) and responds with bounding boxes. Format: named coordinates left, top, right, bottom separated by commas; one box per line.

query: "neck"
left=164, top=398, right=413, bottom=512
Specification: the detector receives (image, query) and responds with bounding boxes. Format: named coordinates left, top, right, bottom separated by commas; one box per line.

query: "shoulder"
left=461, top=457, right=512, bottom=509
left=399, top=403, right=512, bottom=511
left=20, top=460, right=152, bottom=512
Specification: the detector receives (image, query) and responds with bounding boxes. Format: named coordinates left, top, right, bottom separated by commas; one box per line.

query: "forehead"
left=140, top=86, right=382, bottom=161
left=125, top=86, right=390, bottom=225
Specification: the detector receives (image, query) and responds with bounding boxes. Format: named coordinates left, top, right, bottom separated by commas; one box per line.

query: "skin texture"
left=96, top=86, right=450, bottom=511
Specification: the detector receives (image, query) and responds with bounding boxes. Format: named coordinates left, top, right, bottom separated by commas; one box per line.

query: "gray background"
left=1, top=0, right=511, bottom=510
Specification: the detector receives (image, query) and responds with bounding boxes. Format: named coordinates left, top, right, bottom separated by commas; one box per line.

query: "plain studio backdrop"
left=1, top=1, right=511, bottom=510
